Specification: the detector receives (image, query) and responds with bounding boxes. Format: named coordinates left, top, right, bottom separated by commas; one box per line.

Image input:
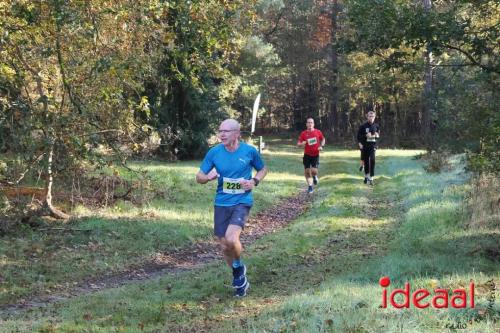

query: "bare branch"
left=443, top=43, right=499, bottom=74
left=14, top=153, right=46, bottom=185
left=263, top=9, right=286, bottom=41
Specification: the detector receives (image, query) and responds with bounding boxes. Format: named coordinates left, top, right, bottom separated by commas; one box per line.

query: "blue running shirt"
left=199, top=142, right=265, bottom=206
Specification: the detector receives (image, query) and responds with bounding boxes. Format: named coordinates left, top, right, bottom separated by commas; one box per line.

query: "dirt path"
left=0, top=191, right=312, bottom=315
left=195, top=185, right=400, bottom=332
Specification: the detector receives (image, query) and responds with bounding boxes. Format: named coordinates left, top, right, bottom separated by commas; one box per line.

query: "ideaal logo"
left=379, top=276, right=475, bottom=309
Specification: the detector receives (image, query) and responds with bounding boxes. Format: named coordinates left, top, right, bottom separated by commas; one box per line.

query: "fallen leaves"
left=1, top=190, right=312, bottom=312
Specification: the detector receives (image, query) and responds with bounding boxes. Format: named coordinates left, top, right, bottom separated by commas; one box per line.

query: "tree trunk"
left=422, top=0, right=433, bottom=147
left=292, top=77, right=303, bottom=130
left=14, top=40, right=69, bottom=220
left=327, top=0, right=339, bottom=136
left=44, top=144, right=70, bottom=220
left=393, top=99, right=400, bottom=147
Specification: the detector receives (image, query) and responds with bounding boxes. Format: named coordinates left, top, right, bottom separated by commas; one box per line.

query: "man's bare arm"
left=297, top=140, right=306, bottom=147
left=240, top=166, right=268, bottom=191
left=254, top=166, right=268, bottom=182
left=196, top=169, right=218, bottom=184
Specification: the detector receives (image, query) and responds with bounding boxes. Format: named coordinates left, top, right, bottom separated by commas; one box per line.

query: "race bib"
left=222, top=177, right=245, bottom=194
left=307, top=137, right=318, bottom=146
left=366, top=127, right=377, bottom=142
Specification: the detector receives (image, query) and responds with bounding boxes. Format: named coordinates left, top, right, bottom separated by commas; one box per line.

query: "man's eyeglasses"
left=217, top=130, right=237, bottom=134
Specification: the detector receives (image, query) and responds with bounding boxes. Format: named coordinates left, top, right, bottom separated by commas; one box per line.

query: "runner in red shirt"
left=297, top=117, right=326, bottom=193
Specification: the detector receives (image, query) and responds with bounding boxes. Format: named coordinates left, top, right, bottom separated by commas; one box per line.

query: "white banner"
left=251, top=93, right=261, bottom=134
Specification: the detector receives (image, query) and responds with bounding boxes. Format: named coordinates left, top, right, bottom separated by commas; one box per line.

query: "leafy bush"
left=467, top=175, right=500, bottom=229
left=423, top=151, right=451, bottom=173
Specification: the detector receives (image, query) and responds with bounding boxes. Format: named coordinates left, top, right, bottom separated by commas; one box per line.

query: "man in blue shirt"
left=196, top=119, right=267, bottom=297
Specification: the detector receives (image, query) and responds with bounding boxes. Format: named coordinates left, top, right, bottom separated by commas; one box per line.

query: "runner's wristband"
left=252, top=177, right=260, bottom=186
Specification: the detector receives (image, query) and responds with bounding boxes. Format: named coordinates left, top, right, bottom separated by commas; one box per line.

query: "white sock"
left=365, top=174, right=369, bottom=179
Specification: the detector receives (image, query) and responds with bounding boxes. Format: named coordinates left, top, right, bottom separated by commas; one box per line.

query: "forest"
left=0, top=1, right=498, bottom=332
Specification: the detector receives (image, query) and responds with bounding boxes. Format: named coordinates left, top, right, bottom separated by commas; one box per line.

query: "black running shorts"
left=303, top=154, right=319, bottom=169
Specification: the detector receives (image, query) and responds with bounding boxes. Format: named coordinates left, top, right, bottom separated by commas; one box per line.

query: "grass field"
left=1, top=143, right=498, bottom=332
left=0, top=142, right=303, bottom=306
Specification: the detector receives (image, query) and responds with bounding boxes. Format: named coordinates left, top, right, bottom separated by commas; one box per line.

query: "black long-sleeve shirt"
left=357, top=122, right=380, bottom=148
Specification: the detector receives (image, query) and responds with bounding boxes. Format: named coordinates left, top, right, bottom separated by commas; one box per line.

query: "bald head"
left=218, top=119, right=241, bottom=148
left=220, top=119, right=240, bottom=131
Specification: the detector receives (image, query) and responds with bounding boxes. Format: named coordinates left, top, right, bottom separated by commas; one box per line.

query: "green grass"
left=0, top=145, right=303, bottom=306
left=1, top=148, right=498, bottom=332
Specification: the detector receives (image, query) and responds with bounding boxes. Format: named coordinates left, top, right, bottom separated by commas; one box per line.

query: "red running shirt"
left=299, top=129, right=324, bottom=157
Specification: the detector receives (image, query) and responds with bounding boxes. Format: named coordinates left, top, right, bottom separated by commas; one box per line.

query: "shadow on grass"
left=0, top=155, right=398, bottom=328
left=9, top=150, right=491, bottom=333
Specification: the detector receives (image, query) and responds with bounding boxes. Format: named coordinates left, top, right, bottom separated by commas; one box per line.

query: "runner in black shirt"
left=357, top=111, right=380, bottom=185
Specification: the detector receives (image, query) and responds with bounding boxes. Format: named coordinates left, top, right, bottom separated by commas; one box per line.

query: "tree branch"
left=12, top=153, right=46, bottom=185
left=442, top=43, right=499, bottom=74
left=263, top=9, right=285, bottom=41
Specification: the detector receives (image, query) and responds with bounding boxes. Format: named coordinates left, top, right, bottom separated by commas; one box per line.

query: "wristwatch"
left=252, top=177, right=260, bottom=186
